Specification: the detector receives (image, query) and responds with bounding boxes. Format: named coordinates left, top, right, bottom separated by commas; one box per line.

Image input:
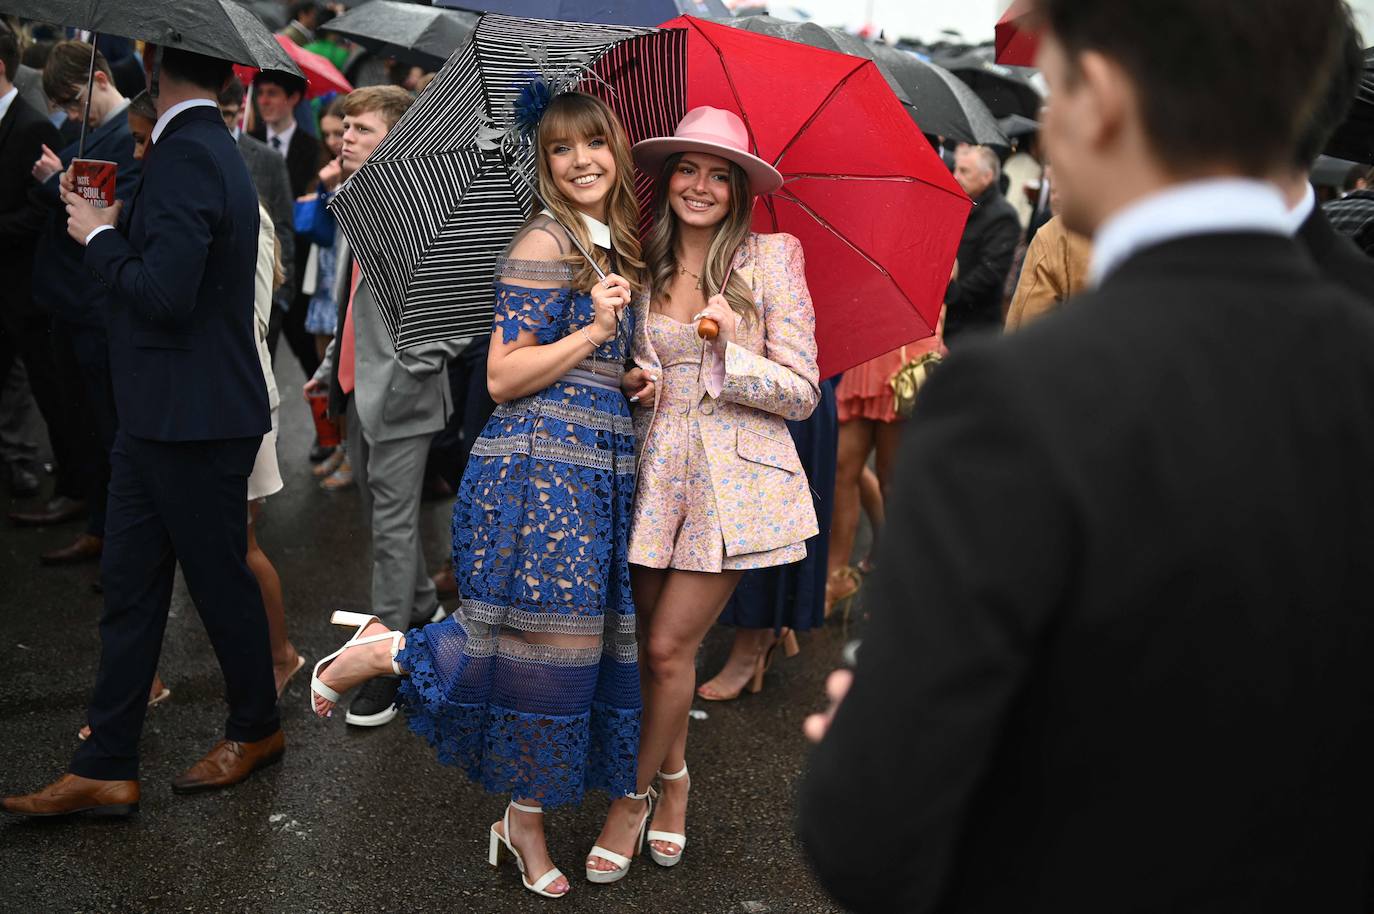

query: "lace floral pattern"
left=398, top=274, right=640, bottom=807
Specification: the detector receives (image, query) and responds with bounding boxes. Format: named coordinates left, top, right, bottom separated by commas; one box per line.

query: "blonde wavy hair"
left=533, top=92, right=646, bottom=294
left=644, top=152, right=755, bottom=325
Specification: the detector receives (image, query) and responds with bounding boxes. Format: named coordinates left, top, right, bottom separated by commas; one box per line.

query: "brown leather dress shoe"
left=40, top=533, right=103, bottom=566
left=8, top=496, right=88, bottom=527
left=431, top=565, right=458, bottom=599
left=170, top=730, right=285, bottom=795
left=1, top=773, right=139, bottom=817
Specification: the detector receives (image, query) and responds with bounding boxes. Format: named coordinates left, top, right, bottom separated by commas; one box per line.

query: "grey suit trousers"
left=347, top=398, right=439, bottom=633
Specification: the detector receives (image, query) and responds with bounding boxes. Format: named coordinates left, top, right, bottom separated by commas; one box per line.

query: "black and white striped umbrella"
left=329, top=14, right=686, bottom=349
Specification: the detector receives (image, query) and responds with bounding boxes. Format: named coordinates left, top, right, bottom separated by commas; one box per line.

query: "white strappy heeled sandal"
left=308, top=611, right=402, bottom=716
left=647, top=765, right=689, bottom=867
left=585, top=787, right=656, bottom=884
left=489, top=801, right=569, bottom=898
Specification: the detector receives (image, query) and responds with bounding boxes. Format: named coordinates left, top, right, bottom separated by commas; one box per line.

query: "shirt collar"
left=1280, top=182, right=1316, bottom=235
left=266, top=119, right=297, bottom=153
left=541, top=208, right=613, bottom=249
left=151, top=98, right=218, bottom=144
left=0, top=86, right=18, bottom=124
left=99, top=97, right=130, bottom=128
left=1090, top=178, right=1289, bottom=285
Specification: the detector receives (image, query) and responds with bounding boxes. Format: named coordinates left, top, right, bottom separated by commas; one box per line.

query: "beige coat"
left=1005, top=215, right=1094, bottom=332
left=632, top=232, right=821, bottom=557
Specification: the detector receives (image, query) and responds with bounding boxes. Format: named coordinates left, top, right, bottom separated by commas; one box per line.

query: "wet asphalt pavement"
left=0, top=357, right=866, bottom=914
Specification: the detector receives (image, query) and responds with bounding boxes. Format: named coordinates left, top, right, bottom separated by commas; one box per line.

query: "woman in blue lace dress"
left=308, top=92, right=647, bottom=900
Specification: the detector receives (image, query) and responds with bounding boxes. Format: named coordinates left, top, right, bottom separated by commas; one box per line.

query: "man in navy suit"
left=3, top=47, right=283, bottom=818
left=23, top=41, right=142, bottom=565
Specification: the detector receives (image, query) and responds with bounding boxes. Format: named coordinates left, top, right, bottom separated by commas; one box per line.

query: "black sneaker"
left=345, top=675, right=401, bottom=727
left=308, top=442, right=336, bottom=463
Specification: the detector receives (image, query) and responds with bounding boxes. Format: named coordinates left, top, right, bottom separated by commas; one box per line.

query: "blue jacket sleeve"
left=84, top=141, right=224, bottom=326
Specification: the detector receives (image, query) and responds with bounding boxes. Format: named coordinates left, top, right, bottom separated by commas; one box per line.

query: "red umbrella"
left=234, top=34, right=352, bottom=98
left=658, top=16, right=970, bottom=378
left=995, top=0, right=1040, bottom=67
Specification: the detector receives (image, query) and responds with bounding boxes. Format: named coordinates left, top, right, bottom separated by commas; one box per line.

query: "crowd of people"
left=4, top=0, right=1374, bottom=910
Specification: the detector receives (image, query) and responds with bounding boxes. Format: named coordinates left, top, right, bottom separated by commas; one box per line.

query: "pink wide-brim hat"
left=633, top=106, right=784, bottom=196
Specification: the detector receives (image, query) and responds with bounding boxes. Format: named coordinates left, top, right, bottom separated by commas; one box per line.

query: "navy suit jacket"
left=32, top=108, right=142, bottom=326
left=85, top=104, right=270, bottom=442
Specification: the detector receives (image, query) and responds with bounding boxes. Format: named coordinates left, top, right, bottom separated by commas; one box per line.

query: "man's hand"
left=32, top=145, right=62, bottom=183
left=803, top=669, right=853, bottom=744
left=317, top=157, right=343, bottom=192
left=62, top=189, right=121, bottom=245
left=303, top=377, right=325, bottom=398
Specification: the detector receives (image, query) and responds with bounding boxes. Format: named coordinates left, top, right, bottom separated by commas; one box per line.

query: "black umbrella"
left=938, top=53, right=1044, bottom=120
left=721, top=15, right=913, bottom=110
left=1325, top=47, right=1374, bottom=164
left=0, top=0, right=301, bottom=154
left=241, top=0, right=287, bottom=31
left=434, top=0, right=730, bottom=26
left=329, top=14, right=686, bottom=348
left=324, top=0, right=480, bottom=69
left=868, top=44, right=1008, bottom=148
left=997, top=113, right=1040, bottom=139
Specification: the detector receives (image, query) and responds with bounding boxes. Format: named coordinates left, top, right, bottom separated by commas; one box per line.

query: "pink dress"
left=628, top=311, right=807, bottom=572
left=835, top=337, right=943, bottom=423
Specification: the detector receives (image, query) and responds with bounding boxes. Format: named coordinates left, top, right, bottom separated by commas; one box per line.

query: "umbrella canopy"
left=721, top=15, right=913, bottom=110
left=234, top=34, right=352, bottom=98
left=661, top=15, right=971, bottom=377
left=432, top=0, right=730, bottom=27
left=329, top=15, right=686, bottom=348
left=997, top=113, right=1039, bottom=139
left=995, top=0, right=1039, bottom=67
left=324, top=0, right=480, bottom=69
left=939, top=53, right=1044, bottom=120
left=1326, top=47, right=1374, bottom=165
left=0, top=0, right=301, bottom=73
left=867, top=43, right=1007, bottom=149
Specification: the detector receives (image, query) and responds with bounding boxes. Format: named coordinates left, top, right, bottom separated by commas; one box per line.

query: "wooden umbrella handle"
left=697, top=260, right=735, bottom=340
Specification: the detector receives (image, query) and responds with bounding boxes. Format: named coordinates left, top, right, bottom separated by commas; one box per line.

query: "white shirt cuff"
left=85, top=224, right=114, bottom=246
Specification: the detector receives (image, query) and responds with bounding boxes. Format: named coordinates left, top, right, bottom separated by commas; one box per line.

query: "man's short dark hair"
left=0, top=21, right=20, bottom=84
left=1293, top=8, right=1365, bottom=168
left=289, top=1, right=321, bottom=22
left=159, top=46, right=233, bottom=92
left=1041, top=0, right=1351, bottom=178
left=253, top=69, right=307, bottom=100
left=218, top=76, right=245, bottom=108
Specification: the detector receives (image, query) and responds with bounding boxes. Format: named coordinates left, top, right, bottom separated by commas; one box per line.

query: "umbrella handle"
left=696, top=261, right=735, bottom=340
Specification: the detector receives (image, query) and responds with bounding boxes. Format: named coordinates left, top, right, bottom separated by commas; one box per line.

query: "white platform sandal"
left=585, top=787, right=656, bottom=884
left=647, top=765, right=689, bottom=867
left=308, top=611, right=402, bottom=715
left=488, top=801, right=569, bottom=898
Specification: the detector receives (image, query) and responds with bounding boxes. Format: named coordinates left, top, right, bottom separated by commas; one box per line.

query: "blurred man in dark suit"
left=218, top=78, right=294, bottom=302
left=0, top=23, right=72, bottom=523
left=799, top=1, right=1374, bottom=911
left=943, top=144, right=1021, bottom=343
left=22, top=41, right=142, bottom=564
left=250, top=69, right=321, bottom=393
left=3, top=46, right=281, bottom=819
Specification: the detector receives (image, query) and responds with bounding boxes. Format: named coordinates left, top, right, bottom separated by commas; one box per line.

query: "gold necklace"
left=678, top=263, right=704, bottom=291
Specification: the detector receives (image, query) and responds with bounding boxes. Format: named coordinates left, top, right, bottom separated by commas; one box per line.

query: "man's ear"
left=1073, top=50, right=1132, bottom=157
left=93, top=70, right=110, bottom=90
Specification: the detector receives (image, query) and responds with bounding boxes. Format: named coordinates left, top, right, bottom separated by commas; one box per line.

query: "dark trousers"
left=426, top=338, right=496, bottom=490
left=266, top=237, right=321, bottom=381
left=70, top=431, right=278, bottom=781
left=0, top=313, right=83, bottom=499
left=50, top=318, right=117, bottom=537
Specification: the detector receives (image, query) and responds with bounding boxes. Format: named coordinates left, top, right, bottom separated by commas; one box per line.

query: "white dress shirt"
left=1090, top=178, right=1290, bottom=285
left=87, top=98, right=219, bottom=246
left=0, top=86, right=18, bottom=125
left=1280, top=182, right=1317, bottom=236
left=266, top=120, right=297, bottom=158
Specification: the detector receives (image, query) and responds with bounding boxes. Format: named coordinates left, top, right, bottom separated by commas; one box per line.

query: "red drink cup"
left=306, top=389, right=342, bottom=448
left=71, top=158, right=117, bottom=208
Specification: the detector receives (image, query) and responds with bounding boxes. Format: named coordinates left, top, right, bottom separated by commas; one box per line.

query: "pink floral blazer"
left=632, top=232, right=821, bottom=557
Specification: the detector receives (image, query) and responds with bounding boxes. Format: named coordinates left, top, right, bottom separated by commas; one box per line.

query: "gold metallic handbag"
left=890, top=345, right=943, bottom=418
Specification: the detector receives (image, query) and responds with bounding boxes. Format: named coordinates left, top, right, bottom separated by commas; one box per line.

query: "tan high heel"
left=747, top=628, right=800, bottom=694
left=825, top=566, right=862, bottom=626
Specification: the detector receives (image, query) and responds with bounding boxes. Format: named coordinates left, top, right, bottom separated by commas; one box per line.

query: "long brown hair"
left=533, top=92, right=646, bottom=293
left=644, top=152, right=755, bottom=324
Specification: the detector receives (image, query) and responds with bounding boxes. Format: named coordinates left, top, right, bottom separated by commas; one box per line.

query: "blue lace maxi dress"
left=395, top=249, right=641, bottom=807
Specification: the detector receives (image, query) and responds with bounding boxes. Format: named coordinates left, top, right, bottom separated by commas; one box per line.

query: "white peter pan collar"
left=541, top=208, right=612, bottom=250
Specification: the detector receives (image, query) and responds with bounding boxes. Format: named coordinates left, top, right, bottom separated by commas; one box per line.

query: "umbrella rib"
left=773, top=188, right=914, bottom=306
left=689, top=20, right=766, bottom=158
left=782, top=171, right=972, bottom=203
left=770, top=59, right=869, bottom=169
